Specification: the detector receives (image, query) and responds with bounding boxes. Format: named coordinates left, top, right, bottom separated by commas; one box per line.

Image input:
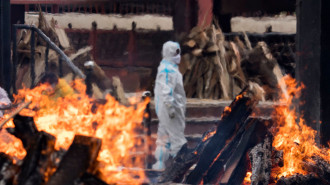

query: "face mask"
left=172, top=54, right=181, bottom=64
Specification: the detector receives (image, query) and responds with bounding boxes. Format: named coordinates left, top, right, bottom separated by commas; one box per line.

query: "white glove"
left=169, top=107, right=175, bottom=118
left=165, top=102, right=175, bottom=119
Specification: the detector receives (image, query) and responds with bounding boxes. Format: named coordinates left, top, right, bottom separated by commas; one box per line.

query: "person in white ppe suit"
left=153, top=41, right=187, bottom=170
left=0, top=87, right=11, bottom=118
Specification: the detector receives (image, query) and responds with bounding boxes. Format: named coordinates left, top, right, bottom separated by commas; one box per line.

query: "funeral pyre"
left=157, top=76, right=330, bottom=185
left=0, top=80, right=149, bottom=185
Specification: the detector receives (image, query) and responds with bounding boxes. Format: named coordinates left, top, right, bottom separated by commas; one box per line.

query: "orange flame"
left=0, top=116, right=26, bottom=163
left=0, top=80, right=149, bottom=184
left=243, top=172, right=252, bottom=184
left=271, top=75, right=330, bottom=179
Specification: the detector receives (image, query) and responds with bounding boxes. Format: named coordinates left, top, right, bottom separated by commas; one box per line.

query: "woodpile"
left=179, top=21, right=286, bottom=100
left=15, top=10, right=127, bottom=103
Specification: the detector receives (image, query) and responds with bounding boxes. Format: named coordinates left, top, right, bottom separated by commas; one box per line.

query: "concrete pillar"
left=296, top=0, right=330, bottom=145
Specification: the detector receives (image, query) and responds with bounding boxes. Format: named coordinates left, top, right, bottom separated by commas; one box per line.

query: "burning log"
left=249, top=136, right=272, bottom=185
left=184, top=84, right=262, bottom=184
left=6, top=115, right=39, bottom=149
left=5, top=115, right=56, bottom=185
left=0, top=153, right=19, bottom=184
left=203, top=119, right=258, bottom=184
left=46, top=135, right=101, bottom=185
left=76, top=173, right=109, bottom=185
left=159, top=82, right=263, bottom=184
left=158, top=128, right=216, bottom=183
left=16, top=131, right=55, bottom=185
left=276, top=173, right=325, bottom=185
left=0, top=101, right=32, bottom=131
left=311, top=156, right=330, bottom=180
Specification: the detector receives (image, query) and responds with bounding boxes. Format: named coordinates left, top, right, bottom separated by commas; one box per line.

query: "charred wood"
left=249, top=136, right=272, bottom=185
left=271, top=150, right=283, bottom=168
left=6, top=115, right=38, bottom=149
left=203, top=118, right=258, bottom=184
left=16, top=131, right=55, bottom=185
left=223, top=152, right=249, bottom=185
left=311, top=156, right=330, bottom=181
left=0, top=153, right=19, bottom=185
left=301, top=156, right=330, bottom=183
left=158, top=128, right=216, bottom=183
left=74, top=173, right=108, bottom=185
left=46, top=135, right=101, bottom=185
left=276, top=173, right=326, bottom=185
left=184, top=86, right=261, bottom=184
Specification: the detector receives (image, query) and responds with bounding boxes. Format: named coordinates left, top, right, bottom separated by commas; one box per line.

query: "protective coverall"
left=153, top=41, right=187, bottom=170
left=0, top=87, right=11, bottom=118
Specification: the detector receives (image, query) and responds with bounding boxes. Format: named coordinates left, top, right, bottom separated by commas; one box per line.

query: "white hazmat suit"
left=153, top=41, right=187, bottom=170
left=0, top=87, right=11, bottom=118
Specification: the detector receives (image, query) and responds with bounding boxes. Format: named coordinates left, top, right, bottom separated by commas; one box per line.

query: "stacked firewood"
left=179, top=22, right=286, bottom=100
left=15, top=11, right=128, bottom=104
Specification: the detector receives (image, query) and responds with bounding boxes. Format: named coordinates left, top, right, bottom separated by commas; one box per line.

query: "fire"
left=0, top=116, right=26, bottom=163
left=243, top=172, right=252, bottom=184
left=271, top=75, right=330, bottom=179
left=0, top=80, right=149, bottom=184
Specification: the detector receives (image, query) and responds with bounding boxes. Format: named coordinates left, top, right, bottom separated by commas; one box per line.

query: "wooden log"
left=185, top=60, right=201, bottom=98
left=222, top=152, right=249, bottom=185
left=203, top=118, right=258, bottom=184
left=0, top=153, right=19, bottom=185
left=204, top=66, right=218, bottom=99
left=112, top=76, right=129, bottom=105
left=46, top=135, right=101, bottom=185
left=213, top=24, right=231, bottom=100
left=158, top=128, right=216, bottom=183
left=76, top=173, right=108, bottom=185
left=271, top=150, right=283, bottom=168
left=305, top=156, right=330, bottom=182
left=184, top=85, right=262, bottom=184
left=249, top=136, right=272, bottom=185
left=0, top=101, right=32, bottom=130
left=16, top=131, right=56, bottom=185
left=241, top=43, right=280, bottom=100
left=183, top=56, right=197, bottom=87
left=213, top=83, right=220, bottom=99
left=54, top=27, right=70, bottom=49
left=204, top=58, right=214, bottom=92
left=6, top=114, right=38, bottom=149
left=204, top=117, right=269, bottom=185
left=196, top=75, right=204, bottom=99
left=313, top=156, right=330, bottom=178
left=276, top=174, right=325, bottom=185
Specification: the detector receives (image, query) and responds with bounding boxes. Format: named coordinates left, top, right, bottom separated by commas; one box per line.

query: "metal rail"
left=12, top=24, right=86, bottom=92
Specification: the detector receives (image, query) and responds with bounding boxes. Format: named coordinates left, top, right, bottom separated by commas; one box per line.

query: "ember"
left=0, top=80, right=149, bottom=184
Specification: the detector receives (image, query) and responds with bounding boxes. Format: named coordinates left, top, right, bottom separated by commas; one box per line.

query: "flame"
left=0, top=80, right=148, bottom=184
left=271, top=75, right=330, bottom=179
left=243, top=172, right=252, bottom=184
left=0, top=115, right=26, bottom=163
